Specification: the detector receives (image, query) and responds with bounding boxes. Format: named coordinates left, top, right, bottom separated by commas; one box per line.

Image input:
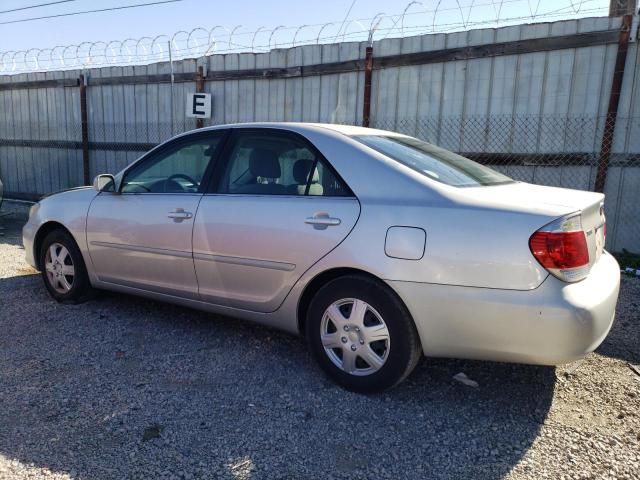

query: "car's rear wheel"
left=39, top=229, right=93, bottom=303
left=306, top=275, right=421, bottom=393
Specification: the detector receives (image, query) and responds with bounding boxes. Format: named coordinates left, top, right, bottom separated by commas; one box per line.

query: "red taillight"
left=529, top=214, right=590, bottom=283
left=529, top=231, right=589, bottom=269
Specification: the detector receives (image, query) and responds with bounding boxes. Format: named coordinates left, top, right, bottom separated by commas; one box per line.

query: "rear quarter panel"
left=296, top=201, right=554, bottom=290
left=286, top=125, right=562, bottom=290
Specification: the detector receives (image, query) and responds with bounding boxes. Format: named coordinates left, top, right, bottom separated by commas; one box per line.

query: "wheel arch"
left=33, top=221, right=75, bottom=270
left=296, top=267, right=414, bottom=337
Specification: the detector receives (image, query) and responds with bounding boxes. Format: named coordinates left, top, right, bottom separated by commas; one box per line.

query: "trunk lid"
left=457, top=182, right=606, bottom=270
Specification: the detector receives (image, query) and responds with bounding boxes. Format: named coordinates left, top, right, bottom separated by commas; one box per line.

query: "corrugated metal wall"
left=0, top=15, right=639, bottom=251
left=191, top=42, right=366, bottom=126
left=0, top=68, right=83, bottom=194
left=371, top=18, right=620, bottom=145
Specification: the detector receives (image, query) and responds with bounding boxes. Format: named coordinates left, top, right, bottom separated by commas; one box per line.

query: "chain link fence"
left=0, top=115, right=639, bottom=252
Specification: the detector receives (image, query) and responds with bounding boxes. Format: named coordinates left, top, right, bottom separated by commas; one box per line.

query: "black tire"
left=39, top=229, right=93, bottom=303
left=306, top=274, right=422, bottom=393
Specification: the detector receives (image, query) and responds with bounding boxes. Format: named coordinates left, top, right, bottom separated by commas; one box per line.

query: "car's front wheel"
left=306, top=275, right=422, bottom=393
left=39, top=229, right=93, bottom=303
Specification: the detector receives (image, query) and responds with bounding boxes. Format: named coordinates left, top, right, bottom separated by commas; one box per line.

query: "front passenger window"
left=122, top=136, right=222, bottom=193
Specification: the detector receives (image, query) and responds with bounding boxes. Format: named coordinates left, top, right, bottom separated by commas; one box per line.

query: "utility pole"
left=609, top=0, right=638, bottom=16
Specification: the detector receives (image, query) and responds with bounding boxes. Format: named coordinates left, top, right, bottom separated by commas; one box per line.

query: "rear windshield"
left=353, top=135, right=514, bottom=187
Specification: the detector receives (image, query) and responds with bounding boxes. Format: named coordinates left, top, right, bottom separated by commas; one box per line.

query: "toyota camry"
left=23, top=123, right=620, bottom=392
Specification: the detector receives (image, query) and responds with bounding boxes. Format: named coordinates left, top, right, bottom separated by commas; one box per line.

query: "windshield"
left=353, top=135, right=514, bottom=187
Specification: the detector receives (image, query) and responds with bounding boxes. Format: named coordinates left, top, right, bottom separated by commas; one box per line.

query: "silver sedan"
left=23, top=123, right=620, bottom=392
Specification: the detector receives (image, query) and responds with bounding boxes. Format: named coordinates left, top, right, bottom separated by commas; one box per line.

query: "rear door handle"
left=168, top=208, right=193, bottom=222
left=305, top=212, right=341, bottom=230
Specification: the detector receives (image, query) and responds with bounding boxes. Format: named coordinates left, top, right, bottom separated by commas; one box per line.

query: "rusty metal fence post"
left=78, top=74, right=90, bottom=185
left=362, top=46, right=373, bottom=128
left=195, top=65, right=205, bottom=129
left=594, top=14, right=632, bottom=193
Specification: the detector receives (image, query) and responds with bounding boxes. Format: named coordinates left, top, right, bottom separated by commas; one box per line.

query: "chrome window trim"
left=112, top=192, right=204, bottom=197
left=201, top=193, right=357, bottom=200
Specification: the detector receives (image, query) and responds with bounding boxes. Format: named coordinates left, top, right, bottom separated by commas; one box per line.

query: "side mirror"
left=93, top=174, right=116, bottom=192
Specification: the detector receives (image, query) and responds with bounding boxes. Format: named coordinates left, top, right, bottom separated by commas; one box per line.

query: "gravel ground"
left=1, top=200, right=639, bottom=480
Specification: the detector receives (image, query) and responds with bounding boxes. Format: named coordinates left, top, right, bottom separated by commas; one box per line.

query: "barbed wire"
left=0, top=0, right=608, bottom=75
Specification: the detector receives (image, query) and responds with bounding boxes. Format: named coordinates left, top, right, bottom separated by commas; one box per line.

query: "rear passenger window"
left=216, top=131, right=351, bottom=196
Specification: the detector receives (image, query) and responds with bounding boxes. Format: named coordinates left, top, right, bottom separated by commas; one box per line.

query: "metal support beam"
left=609, top=0, right=637, bottom=16
left=362, top=46, right=373, bottom=127
left=195, top=65, right=205, bottom=129
left=595, top=14, right=632, bottom=193
left=79, top=74, right=90, bottom=186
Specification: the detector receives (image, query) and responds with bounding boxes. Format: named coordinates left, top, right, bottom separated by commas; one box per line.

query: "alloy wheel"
left=44, top=242, right=75, bottom=294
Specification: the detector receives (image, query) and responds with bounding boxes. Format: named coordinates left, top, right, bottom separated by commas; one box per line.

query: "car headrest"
left=249, top=149, right=281, bottom=178
left=204, top=145, right=217, bottom=156
left=293, top=159, right=320, bottom=184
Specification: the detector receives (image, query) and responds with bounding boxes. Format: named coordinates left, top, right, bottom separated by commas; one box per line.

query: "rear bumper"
left=388, top=252, right=620, bottom=365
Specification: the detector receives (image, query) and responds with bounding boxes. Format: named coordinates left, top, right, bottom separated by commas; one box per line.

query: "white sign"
left=186, top=93, right=212, bottom=118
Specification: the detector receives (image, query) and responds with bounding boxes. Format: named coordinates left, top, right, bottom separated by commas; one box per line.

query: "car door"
left=192, top=128, right=361, bottom=312
left=86, top=130, right=227, bottom=299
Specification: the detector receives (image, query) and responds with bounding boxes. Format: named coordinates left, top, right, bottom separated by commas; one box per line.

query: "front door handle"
left=168, top=208, right=193, bottom=222
left=305, top=212, right=341, bottom=230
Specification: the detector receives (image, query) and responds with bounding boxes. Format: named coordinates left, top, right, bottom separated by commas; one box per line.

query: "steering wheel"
left=167, top=173, right=198, bottom=185
left=165, top=173, right=199, bottom=192
left=122, top=183, right=151, bottom=193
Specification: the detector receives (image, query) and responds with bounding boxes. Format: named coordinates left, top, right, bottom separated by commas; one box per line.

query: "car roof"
left=191, top=122, right=403, bottom=139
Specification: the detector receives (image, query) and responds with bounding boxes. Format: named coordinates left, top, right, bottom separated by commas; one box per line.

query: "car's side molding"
left=193, top=252, right=296, bottom=272
left=89, top=241, right=192, bottom=259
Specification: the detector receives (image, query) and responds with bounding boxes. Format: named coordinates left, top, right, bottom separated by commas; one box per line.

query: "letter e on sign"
left=186, top=93, right=212, bottom=118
